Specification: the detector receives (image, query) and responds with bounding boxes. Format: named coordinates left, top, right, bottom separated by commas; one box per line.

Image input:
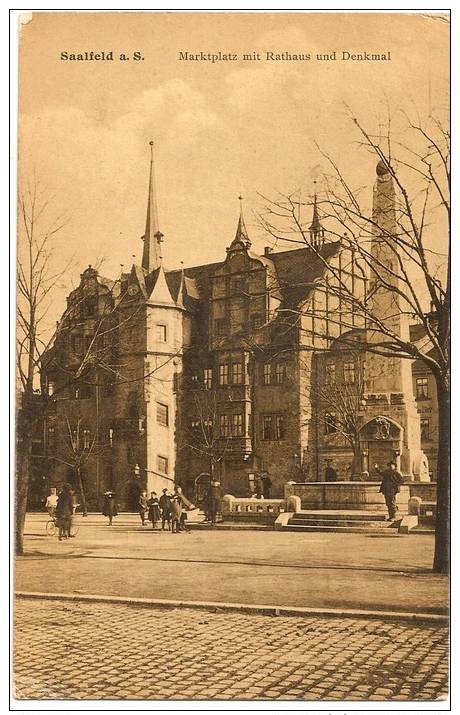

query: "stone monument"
left=359, top=160, right=429, bottom=481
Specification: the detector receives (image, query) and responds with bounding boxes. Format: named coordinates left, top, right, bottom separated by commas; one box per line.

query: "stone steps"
left=283, top=523, right=401, bottom=535
left=288, top=518, right=394, bottom=528
left=285, top=510, right=401, bottom=534
left=294, top=510, right=387, bottom=522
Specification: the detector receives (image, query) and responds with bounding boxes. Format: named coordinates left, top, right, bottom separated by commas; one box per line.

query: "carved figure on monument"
left=374, top=416, right=391, bottom=440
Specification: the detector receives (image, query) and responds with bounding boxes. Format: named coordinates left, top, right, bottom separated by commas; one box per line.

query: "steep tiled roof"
left=161, top=242, right=340, bottom=309
left=270, top=241, right=340, bottom=307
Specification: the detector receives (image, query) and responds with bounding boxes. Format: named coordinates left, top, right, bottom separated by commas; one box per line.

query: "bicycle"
left=45, top=514, right=79, bottom=537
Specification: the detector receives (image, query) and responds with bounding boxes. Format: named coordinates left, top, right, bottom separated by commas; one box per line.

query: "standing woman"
left=102, top=490, right=118, bottom=526
left=147, top=491, right=160, bottom=530
left=55, top=483, right=73, bottom=541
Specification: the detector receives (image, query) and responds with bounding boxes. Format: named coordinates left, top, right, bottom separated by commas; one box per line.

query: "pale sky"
left=18, top=11, right=449, bottom=328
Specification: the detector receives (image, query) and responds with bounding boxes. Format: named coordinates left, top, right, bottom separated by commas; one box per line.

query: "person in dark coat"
left=170, top=495, right=183, bottom=534
left=202, top=487, right=212, bottom=522
left=261, top=473, right=272, bottom=499
left=102, top=491, right=118, bottom=525
left=378, top=461, right=404, bottom=520
left=209, top=480, right=221, bottom=525
left=147, top=491, right=160, bottom=529
left=159, top=488, right=172, bottom=531
left=55, top=483, right=73, bottom=541
left=325, top=464, right=338, bottom=482
left=138, top=490, right=148, bottom=526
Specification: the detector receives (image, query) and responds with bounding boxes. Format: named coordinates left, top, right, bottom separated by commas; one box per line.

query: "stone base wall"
left=407, top=482, right=437, bottom=502
left=284, top=482, right=410, bottom=513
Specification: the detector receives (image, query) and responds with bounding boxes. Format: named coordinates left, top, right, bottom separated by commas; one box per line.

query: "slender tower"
left=142, top=141, right=163, bottom=272
left=360, top=160, right=429, bottom=480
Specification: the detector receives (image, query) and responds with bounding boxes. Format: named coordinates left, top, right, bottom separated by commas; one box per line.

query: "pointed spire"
left=228, top=195, right=251, bottom=252
left=142, top=141, right=162, bottom=272
left=309, top=184, right=324, bottom=247
left=176, top=261, right=186, bottom=310
left=149, top=264, right=175, bottom=306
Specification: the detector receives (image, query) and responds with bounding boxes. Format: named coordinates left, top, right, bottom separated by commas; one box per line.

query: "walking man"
left=159, top=488, right=172, bottom=531
left=102, top=490, right=118, bottom=526
left=377, top=461, right=404, bottom=520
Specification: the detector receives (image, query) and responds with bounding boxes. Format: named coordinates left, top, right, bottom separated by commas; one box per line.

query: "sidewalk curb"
left=14, top=591, right=448, bottom=625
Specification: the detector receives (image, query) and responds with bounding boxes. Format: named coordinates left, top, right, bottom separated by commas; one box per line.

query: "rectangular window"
left=157, top=455, right=168, bottom=474
left=82, top=429, right=91, bottom=450
left=232, top=362, right=243, bottom=385
left=47, top=426, right=56, bottom=450
left=219, top=364, right=229, bottom=386
left=204, top=368, right=213, bottom=390
left=156, top=402, right=169, bottom=427
left=74, top=384, right=92, bottom=400
left=344, top=362, right=355, bottom=384
left=230, top=276, right=244, bottom=294
left=420, top=418, right=430, bottom=441
left=70, top=334, right=82, bottom=353
left=263, top=363, right=272, bottom=385
left=156, top=324, right=167, bottom=342
left=250, top=314, right=264, bottom=330
left=220, top=414, right=231, bottom=438
left=191, top=373, right=199, bottom=385
left=325, top=363, right=336, bottom=385
left=262, top=414, right=285, bottom=441
left=231, top=414, right=244, bottom=437
left=215, top=319, right=227, bottom=336
left=416, top=377, right=429, bottom=400
left=274, top=363, right=286, bottom=385
left=324, top=412, right=337, bottom=435
left=47, top=380, right=56, bottom=397
left=275, top=415, right=285, bottom=440
left=85, top=298, right=97, bottom=318
left=127, top=444, right=136, bottom=464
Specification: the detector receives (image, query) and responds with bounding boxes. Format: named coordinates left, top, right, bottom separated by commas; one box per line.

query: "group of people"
left=138, top=488, right=189, bottom=533
left=46, top=483, right=77, bottom=541
left=101, top=486, right=193, bottom=533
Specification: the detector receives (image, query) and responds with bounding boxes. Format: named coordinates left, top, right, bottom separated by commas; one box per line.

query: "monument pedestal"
left=284, top=481, right=410, bottom=513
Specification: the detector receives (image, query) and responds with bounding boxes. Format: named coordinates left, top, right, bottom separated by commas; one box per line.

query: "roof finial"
left=309, top=184, right=324, bottom=247
left=141, top=140, right=162, bottom=272
left=232, top=194, right=251, bottom=248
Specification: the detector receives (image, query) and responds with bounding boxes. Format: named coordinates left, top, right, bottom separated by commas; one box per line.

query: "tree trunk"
left=16, top=418, right=32, bottom=555
left=75, top=466, right=88, bottom=517
left=433, top=378, right=450, bottom=574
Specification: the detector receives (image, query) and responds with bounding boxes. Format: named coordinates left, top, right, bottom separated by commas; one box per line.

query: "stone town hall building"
left=40, top=146, right=436, bottom=510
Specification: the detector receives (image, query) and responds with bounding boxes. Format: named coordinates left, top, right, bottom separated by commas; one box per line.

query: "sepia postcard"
left=13, top=9, right=450, bottom=709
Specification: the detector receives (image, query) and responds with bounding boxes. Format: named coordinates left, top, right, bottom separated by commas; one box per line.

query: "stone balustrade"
left=221, top=495, right=285, bottom=524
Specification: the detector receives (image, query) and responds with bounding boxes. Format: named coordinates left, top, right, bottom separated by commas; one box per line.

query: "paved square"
left=14, top=597, right=448, bottom=702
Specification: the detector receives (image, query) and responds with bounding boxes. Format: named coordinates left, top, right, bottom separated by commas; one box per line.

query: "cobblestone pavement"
left=14, top=597, right=448, bottom=702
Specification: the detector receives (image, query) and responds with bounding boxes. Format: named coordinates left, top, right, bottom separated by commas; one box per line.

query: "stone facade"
left=38, top=151, right=436, bottom=510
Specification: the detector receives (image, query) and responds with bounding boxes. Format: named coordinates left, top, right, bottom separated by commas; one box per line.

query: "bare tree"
left=181, top=389, right=231, bottom=484
left=300, top=351, right=366, bottom=478
left=16, top=182, right=69, bottom=555
left=259, top=110, right=449, bottom=573
left=50, top=416, right=111, bottom=517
